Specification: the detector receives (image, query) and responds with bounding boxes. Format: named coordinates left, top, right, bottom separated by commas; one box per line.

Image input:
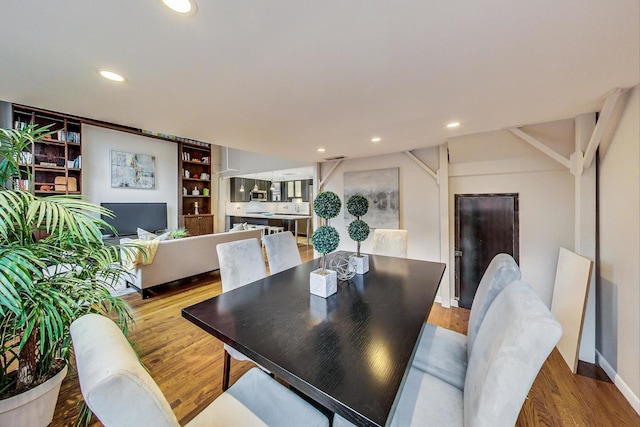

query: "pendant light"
left=239, top=178, right=245, bottom=192
left=253, top=174, right=259, bottom=192
left=270, top=172, right=275, bottom=191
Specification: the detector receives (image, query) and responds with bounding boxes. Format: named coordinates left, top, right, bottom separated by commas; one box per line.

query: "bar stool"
left=268, top=226, right=284, bottom=234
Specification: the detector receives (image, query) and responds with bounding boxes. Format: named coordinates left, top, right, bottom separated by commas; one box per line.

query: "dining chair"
left=216, top=238, right=269, bottom=390
left=411, top=253, right=521, bottom=389
left=334, top=280, right=562, bottom=427
left=71, top=314, right=329, bottom=427
left=371, top=229, right=408, bottom=257
left=263, top=231, right=302, bottom=274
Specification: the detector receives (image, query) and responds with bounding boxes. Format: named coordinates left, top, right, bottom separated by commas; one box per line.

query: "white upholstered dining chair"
left=263, top=231, right=302, bottom=274
left=371, top=229, right=408, bottom=258
left=216, top=238, right=269, bottom=390
left=71, top=314, right=329, bottom=427
left=411, top=253, right=521, bottom=389
left=334, top=280, right=562, bottom=427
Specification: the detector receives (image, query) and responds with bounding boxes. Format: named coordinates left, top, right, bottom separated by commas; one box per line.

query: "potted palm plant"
left=0, top=125, right=133, bottom=427
left=346, top=194, right=370, bottom=274
left=310, top=191, right=341, bottom=298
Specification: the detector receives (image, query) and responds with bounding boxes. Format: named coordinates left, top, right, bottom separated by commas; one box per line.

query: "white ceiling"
left=0, top=1, right=638, bottom=163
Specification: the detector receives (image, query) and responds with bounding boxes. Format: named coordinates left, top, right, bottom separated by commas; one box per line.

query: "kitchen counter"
left=226, top=213, right=312, bottom=245
left=228, top=213, right=312, bottom=220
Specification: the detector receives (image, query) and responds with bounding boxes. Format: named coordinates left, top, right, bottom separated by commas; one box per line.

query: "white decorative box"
left=310, top=268, right=337, bottom=298
left=350, top=254, right=369, bottom=274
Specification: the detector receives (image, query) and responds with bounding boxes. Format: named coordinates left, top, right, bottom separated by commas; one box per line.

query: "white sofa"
left=125, top=228, right=263, bottom=298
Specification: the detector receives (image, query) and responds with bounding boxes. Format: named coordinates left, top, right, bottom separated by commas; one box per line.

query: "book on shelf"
left=73, top=155, right=81, bottom=168
left=13, top=179, right=31, bottom=191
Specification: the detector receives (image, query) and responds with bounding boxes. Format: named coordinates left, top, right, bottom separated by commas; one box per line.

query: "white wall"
left=597, top=85, right=640, bottom=410
left=319, top=149, right=441, bottom=263
left=82, top=124, right=179, bottom=229
left=449, top=169, right=574, bottom=307
left=317, top=125, right=575, bottom=308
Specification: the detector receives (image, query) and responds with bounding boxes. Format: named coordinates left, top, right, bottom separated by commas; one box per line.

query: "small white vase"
left=310, top=268, right=337, bottom=298
left=350, top=254, right=369, bottom=274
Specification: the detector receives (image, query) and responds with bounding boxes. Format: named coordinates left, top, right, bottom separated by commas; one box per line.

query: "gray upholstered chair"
left=71, top=314, right=329, bottom=427
left=371, top=229, right=408, bottom=258
left=335, top=280, right=562, bottom=427
left=216, top=238, right=269, bottom=390
left=263, top=231, right=302, bottom=274
left=411, top=253, right=521, bottom=389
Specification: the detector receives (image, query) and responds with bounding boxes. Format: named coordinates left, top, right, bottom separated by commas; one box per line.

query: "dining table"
left=182, top=252, right=446, bottom=427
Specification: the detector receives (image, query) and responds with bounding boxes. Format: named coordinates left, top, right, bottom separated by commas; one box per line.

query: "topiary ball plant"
left=346, top=194, right=369, bottom=219
left=314, top=191, right=342, bottom=220
left=348, top=219, right=370, bottom=256
left=346, top=194, right=370, bottom=256
left=312, top=191, right=342, bottom=271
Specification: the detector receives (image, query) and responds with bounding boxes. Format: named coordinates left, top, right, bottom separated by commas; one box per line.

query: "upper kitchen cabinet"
left=283, top=179, right=312, bottom=202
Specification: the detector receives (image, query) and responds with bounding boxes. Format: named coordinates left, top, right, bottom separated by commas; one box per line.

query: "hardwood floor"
left=52, top=242, right=639, bottom=426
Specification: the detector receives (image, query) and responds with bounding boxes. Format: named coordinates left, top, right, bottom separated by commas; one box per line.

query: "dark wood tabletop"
left=182, top=252, right=445, bottom=427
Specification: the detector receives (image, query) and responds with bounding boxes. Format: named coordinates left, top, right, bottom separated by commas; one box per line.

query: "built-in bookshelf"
left=12, top=105, right=82, bottom=196
left=178, top=141, right=214, bottom=236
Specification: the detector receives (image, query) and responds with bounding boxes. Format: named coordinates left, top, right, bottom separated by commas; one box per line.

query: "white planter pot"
left=350, top=254, right=369, bottom=274
left=0, top=364, right=67, bottom=427
left=310, top=268, right=337, bottom=298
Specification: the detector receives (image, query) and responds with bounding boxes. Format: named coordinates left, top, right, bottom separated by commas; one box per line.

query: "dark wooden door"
left=455, top=194, right=519, bottom=309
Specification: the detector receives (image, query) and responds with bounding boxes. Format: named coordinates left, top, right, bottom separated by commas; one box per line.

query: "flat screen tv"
left=100, top=202, right=168, bottom=237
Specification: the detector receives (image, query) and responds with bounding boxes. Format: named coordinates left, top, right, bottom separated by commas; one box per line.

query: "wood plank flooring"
left=52, top=243, right=639, bottom=426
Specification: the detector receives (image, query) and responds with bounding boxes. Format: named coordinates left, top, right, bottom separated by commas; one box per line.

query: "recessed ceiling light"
left=371, top=137, right=381, bottom=142
left=99, top=70, right=125, bottom=82
left=447, top=122, right=460, bottom=128
left=317, top=148, right=326, bottom=153
left=162, top=0, right=196, bottom=14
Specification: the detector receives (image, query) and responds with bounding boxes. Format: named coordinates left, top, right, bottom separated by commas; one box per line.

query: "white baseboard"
left=433, top=296, right=459, bottom=308
left=596, top=350, right=640, bottom=415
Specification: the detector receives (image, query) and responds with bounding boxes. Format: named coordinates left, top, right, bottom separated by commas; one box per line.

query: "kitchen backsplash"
left=226, top=201, right=310, bottom=215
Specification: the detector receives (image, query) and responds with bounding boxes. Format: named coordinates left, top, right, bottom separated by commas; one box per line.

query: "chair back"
left=216, top=238, right=267, bottom=292
left=263, top=231, right=302, bottom=274
left=371, top=229, right=408, bottom=257
left=70, top=314, right=180, bottom=427
left=467, top=253, right=521, bottom=357
left=463, top=281, right=561, bottom=427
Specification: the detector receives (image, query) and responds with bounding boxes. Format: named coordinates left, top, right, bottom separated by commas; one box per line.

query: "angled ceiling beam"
left=583, top=87, right=624, bottom=169
left=404, top=151, right=439, bottom=183
left=508, top=127, right=571, bottom=169
left=318, top=159, right=343, bottom=189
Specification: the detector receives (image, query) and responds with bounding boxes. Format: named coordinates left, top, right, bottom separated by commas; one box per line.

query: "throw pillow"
left=137, top=228, right=158, bottom=241
left=156, top=231, right=171, bottom=241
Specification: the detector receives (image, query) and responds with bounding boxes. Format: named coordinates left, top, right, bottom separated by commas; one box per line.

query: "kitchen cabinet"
left=230, top=178, right=273, bottom=202
left=283, top=179, right=312, bottom=202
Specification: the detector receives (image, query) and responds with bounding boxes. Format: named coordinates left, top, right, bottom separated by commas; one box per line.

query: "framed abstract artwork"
left=344, top=167, right=399, bottom=229
left=110, top=150, right=156, bottom=189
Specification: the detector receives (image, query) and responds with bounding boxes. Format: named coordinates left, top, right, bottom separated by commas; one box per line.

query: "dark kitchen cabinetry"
left=283, top=179, right=312, bottom=202
left=230, top=178, right=272, bottom=202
